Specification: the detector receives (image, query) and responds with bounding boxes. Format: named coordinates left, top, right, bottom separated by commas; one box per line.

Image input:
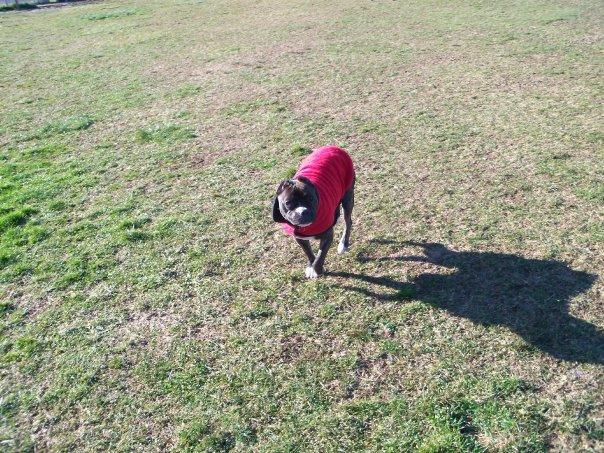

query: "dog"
left=272, top=145, right=355, bottom=278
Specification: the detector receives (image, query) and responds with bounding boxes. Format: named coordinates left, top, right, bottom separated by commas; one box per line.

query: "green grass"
left=83, top=8, right=138, bottom=21
left=0, top=0, right=602, bottom=450
left=135, top=124, right=196, bottom=143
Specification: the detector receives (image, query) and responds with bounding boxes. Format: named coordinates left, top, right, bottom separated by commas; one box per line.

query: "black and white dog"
left=272, top=146, right=355, bottom=278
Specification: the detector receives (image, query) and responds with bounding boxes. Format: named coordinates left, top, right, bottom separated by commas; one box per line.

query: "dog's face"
left=272, top=178, right=318, bottom=227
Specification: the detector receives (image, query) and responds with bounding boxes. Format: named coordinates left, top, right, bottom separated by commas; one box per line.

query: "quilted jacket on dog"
left=282, top=145, right=355, bottom=238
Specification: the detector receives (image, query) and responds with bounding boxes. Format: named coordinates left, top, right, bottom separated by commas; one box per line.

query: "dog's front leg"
left=306, top=228, right=333, bottom=278
left=296, top=238, right=316, bottom=277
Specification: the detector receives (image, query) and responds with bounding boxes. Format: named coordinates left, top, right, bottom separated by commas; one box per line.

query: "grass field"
left=1, top=0, right=603, bottom=450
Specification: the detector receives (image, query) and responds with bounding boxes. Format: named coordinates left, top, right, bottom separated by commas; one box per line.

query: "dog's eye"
left=285, top=201, right=294, bottom=210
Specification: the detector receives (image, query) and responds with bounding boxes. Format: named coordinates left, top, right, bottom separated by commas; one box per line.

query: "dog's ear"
left=272, top=196, right=286, bottom=223
left=272, top=180, right=291, bottom=223
left=277, top=179, right=295, bottom=192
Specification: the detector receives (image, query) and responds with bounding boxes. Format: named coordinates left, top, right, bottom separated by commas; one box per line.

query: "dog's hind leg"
left=338, top=183, right=354, bottom=254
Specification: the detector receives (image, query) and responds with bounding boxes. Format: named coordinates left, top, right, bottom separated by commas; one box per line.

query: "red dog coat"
left=282, top=146, right=355, bottom=237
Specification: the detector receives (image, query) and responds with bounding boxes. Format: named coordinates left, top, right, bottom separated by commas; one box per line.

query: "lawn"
left=0, top=0, right=602, bottom=450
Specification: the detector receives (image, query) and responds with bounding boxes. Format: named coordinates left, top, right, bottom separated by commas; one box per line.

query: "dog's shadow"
left=330, top=240, right=602, bottom=364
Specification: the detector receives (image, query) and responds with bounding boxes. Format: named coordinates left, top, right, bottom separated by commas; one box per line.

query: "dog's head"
left=272, top=177, right=318, bottom=227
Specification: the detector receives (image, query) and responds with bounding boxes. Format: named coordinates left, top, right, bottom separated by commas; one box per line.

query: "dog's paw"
left=305, top=266, right=319, bottom=279
left=337, top=241, right=348, bottom=254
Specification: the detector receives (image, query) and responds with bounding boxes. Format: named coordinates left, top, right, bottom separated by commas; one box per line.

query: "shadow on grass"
left=331, top=240, right=602, bottom=365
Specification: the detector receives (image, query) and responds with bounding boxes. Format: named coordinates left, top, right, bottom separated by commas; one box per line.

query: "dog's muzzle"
left=288, top=206, right=313, bottom=227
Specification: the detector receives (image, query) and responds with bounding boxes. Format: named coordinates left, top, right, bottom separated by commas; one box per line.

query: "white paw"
left=305, top=266, right=319, bottom=279
left=337, top=241, right=348, bottom=254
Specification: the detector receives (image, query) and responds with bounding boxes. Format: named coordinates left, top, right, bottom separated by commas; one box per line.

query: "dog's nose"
left=294, top=206, right=307, bottom=216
